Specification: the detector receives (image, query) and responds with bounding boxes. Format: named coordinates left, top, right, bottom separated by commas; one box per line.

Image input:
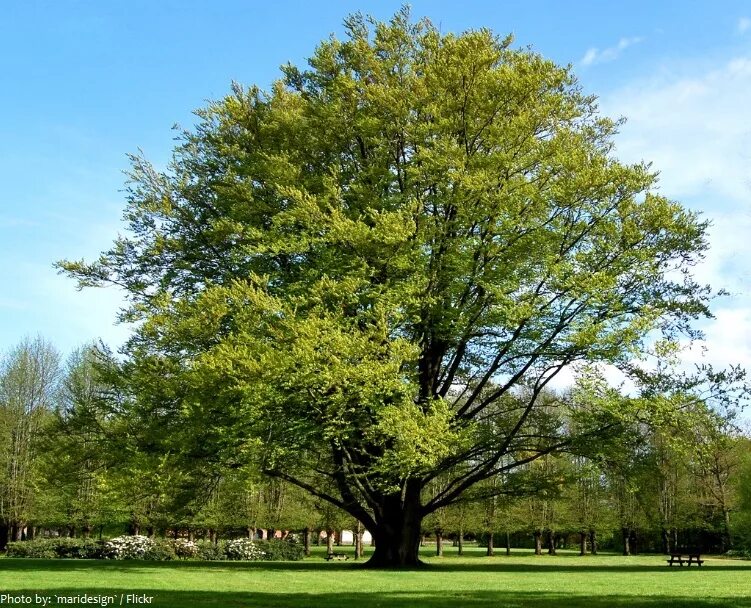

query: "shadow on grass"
left=2, top=557, right=750, bottom=574
left=3, top=588, right=751, bottom=608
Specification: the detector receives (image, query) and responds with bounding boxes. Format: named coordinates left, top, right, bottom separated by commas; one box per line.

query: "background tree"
left=60, top=10, right=716, bottom=566
left=0, top=337, right=60, bottom=547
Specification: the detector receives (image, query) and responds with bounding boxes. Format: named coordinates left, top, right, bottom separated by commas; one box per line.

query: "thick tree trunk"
left=435, top=528, right=443, bottom=557
left=622, top=527, right=631, bottom=556
left=547, top=529, right=557, bottom=555
left=589, top=529, right=598, bottom=555
left=365, top=484, right=423, bottom=568
left=486, top=531, right=494, bottom=556
left=534, top=529, right=542, bottom=555
left=580, top=531, right=587, bottom=556
left=303, top=527, right=311, bottom=557
left=28, top=526, right=37, bottom=541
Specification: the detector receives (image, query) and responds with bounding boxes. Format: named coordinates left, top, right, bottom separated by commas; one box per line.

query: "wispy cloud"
left=580, top=36, right=642, bottom=66
left=738, top=17, right=751, bottom=34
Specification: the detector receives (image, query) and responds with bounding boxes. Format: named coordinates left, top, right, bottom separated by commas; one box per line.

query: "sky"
left=2, top=0, right=751, bottom=389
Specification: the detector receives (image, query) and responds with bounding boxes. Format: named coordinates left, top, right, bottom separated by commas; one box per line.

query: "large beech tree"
left=60, top=11, right=714, bottom=566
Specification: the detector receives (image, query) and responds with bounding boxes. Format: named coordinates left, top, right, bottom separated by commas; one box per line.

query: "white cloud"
left=738, top=17, right=751, bottom=34
left=580, top=36, right=642, bottom=66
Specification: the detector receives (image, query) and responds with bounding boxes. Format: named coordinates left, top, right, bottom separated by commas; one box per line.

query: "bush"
left=171, top=538, right=198, bottom=559
left=6, top=538, right=103, bottom=559
left=726, top=549, right=751, bottom=559
left=225, top=538, right=266, bottom=561
left=195, top=539, right=227, bottom=561
left=102, top=535, right=174, bottom=560
left=256, top=538, right=305, bottom=561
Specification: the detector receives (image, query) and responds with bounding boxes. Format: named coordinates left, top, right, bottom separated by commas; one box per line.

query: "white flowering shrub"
left=103, top=535, right=154, bottom=560
left=101, top=535, right=175, bottom=560
left=172, top=538, right=198, bottom=559
left=225, top=538, right=266, bottom=561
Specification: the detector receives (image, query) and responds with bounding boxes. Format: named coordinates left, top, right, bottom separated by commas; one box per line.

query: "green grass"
left=2, top=545, right=750, bottom=607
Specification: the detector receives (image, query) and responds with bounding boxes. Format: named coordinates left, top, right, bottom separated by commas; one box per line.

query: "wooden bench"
left=325, top=552, right=348, bottom=561
left=667, top=553, right=704, bottom=567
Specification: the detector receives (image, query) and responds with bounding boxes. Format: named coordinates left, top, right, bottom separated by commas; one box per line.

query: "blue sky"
left=3, top=1, right=751, bottom=383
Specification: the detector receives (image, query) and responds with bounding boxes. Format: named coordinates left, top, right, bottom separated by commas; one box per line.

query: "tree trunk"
left=622, top=527, right=631, bottom=556
left=435, top=528, right=443, bottom=557
left=365, top=484, right=423, bottom=568
left=28, top=526, right=37, bottom=541
left=547, top=529, right=557, bottom=555
left=81, top=525, right=91, bottom=539
left=147, top=526, right=155, bottom=538
left=486, top=531, right=494, bottom=556
left=209, top=528, right=217, bottom=545
left=326, top=529, right=334, bottom=556
left=303, top=527, right=311, bottom=557
left=0, top=523, right=8, bottom=550
left=355, top=521, right=363, bottom=559
left=336, top=529, right=342, bottom=547
left=661, top=528, right=670, bottom=554
left=579, top=531, right=587, bottom=556
left=458, top=527, right=464, bottom=556
left=589, top=529, right=597, bottom=555
left=534, top=529, right=542, bottom=555
left=505, top=530, right=511, bottom=556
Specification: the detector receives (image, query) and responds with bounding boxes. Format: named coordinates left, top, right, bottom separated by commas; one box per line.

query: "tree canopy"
left=60, top=10, right=715, bottom=566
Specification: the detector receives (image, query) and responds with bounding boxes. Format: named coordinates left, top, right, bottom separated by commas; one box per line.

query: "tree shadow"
left=1, top=557, right=750, bottom=574
left=4, top=588, right=751, bottom=608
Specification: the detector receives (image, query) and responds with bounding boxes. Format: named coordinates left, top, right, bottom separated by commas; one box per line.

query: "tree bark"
left=326, top=529, right=334, bottom=556
left=458, top=527, right=464, bottom=556
left=622, top=527, right=631, bottom=556
left=486, top=531, right=494, bottom=556
left=365, top=484, right=423, bottom=567
left=303, top=527, right=311, bottom=557
left=435, top=528, right=443, bottom=557
left=355, top=521, right=363, bottom=559
left=534, top=529, right=542, bottom=555
left=547, top=529, right=557, bottom=555
left=505, top=530, right=511, bottom=556
left=589, top=529, right=597, bottom=555
left=661, top=528, right=670, bottom=554
left=579, top=531, right=587, bottom=556
left=0, top=523, right=9, bottom=550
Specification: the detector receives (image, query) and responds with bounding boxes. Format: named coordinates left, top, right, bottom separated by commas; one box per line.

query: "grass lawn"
left=2, top=545, right=750, bottom=607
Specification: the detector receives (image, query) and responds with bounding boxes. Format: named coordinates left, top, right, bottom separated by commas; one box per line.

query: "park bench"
left=325, top=552, right=349, bottom=561
left=666, top=553, right=704, bottom=567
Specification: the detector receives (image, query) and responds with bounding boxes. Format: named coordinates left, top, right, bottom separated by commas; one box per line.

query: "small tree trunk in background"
left=209, top=528, right=217, bottom=545
left=28, top=526, right=37, bottom=540
left=458, top=526, right=464, bottom=556
left=505, top=531, right=511, bottom=556
left=326, top=529, right=334, bottom=555
left=547, top=529, right=557, bottom=555
left=589, top=529, right=598, bottom=555
left=0, top=523, right=8, bottom=550
left=336, top=530, right=342, bottom=547
left=630, top=530, right=638, bottom=555
left=579, top=531, right=587, bottom=556
left=534, top=530, right=542, bottom=555
left=67, top=525, right=76, bottom=539
left=355, top=521, right=363, bottom=559
left=303, top=527, right=311, bottom=557
left=672, top=528, right=678, bottom=552
left=147, top=526, right=155, bottom=538
left=99, top=525, right=104, bottom=540
left=486, top=531, right=494, bottom=557
left=435, top=528, right=443, bottom=557
left=661, top=528, right=670, bottom=554
left=81, top=525, right=91, bottom=539
left=622, top=528, right=631, bottom=556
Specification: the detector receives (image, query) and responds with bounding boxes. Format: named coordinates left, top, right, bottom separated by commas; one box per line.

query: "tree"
left=60, top=10, right=714, bottom=566
left=0, top=337, right=60, bottom=547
